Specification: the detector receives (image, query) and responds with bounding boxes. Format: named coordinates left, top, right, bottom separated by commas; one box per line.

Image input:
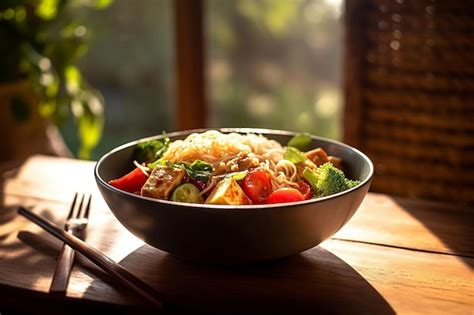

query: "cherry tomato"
left=108, top=167, right=148, bottom=193
left=241, top=168, right=272, bottom=204
left=266, top=188, right=305, bottom=204
left=297, top=180, right=313, bottom=200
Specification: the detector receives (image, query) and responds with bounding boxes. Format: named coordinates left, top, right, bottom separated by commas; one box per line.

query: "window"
left=206, top=0, right=343, bottom=139
left=64, top=0, right=343, bottom=159
left=62, top=0, right=174, bottom=160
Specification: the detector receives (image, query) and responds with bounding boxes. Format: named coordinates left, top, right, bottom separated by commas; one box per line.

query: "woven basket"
left=343, top=0, right=474, bottom=204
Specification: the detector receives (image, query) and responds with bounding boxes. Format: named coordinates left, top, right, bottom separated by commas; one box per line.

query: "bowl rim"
left=94, top=127, right=374, bottom=210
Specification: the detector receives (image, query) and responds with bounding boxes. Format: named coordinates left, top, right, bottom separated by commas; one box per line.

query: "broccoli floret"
left=316, top=163, right=351, bottom=196
left=345, top=178, right=360, bottom=189
left=302, top=162, right=360, bottom=197
left=135, top=140, right=163, bottom=163
left=134, top=135, right=170, bottom=163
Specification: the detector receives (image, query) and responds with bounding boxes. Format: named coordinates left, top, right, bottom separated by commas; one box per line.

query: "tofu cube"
left=205, top=177, right=252, bottom=205
left=141, top=166, right=185, bottom=200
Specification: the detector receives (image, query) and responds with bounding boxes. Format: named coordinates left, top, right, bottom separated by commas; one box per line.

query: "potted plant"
left=0, top=0, right=111, bottom=162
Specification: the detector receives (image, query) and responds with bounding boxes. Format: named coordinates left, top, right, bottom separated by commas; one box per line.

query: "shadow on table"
left=14, top=223, right=394, bottom=314
left=1, top=206, right=61, bottom=277
left=10, top=220, right=141, bottom=315
left=0, top=207, right=109, bottom=314
left=393, top=198, right=474, bottom=269
left=94, top=244, right=396, bottom=314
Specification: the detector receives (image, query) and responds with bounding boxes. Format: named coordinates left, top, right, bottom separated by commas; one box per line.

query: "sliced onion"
left=133, top=160, right=150, bottom=177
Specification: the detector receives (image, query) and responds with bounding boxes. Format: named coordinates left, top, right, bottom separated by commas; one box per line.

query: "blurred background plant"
left=0, top=0, right=111, bottom=159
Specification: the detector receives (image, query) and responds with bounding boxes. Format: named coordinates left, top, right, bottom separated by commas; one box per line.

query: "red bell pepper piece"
left=297, top=180, right=313, bottom=200
left=108, top=167, right=147, bottom=193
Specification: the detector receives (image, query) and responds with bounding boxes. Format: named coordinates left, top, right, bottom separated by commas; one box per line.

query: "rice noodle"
left=162, top=130, right=284, bottom=164
left=275, top=160, right=298, bottom=182
left=162, top=130, right=301, bottom=191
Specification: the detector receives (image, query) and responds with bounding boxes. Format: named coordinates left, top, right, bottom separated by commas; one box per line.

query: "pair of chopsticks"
left=18, top=207, right=165, bottom=309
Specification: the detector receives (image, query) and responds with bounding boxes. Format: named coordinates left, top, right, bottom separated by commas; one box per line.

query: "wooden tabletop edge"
left=330, top=237, right=474, bottom=259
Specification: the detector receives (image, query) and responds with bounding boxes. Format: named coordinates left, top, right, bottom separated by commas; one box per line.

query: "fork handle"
left=18, top=207, right=165, bottom=309
left=50, top=243, right=75, bottom=294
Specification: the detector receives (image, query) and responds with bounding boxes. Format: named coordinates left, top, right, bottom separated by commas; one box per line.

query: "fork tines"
left=66, top=193, right=91, bottom=225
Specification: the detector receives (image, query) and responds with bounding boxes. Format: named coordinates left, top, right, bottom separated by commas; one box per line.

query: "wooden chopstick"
left=17, top=207, right=165, bottom=309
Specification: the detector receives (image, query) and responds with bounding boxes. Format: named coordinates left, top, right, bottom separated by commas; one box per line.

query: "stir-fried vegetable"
left=284, top=147, right=307, bottom=164
left=109, top=167, right=148, bottom=193
left=134, top=134, right=170, bottom=163
left=109, top=131, right=361, bottom=205
left=305, top=148, right=329, bottom=166
left=287, top=133, right=312, bottom=151
left=148, top=159, right=213, bottom=183
left=181, top=160, right=213, bottom=183
left=266, top=188, right=305, bottom=204
left=297, top=180, right=313, bottom=200
left=303, top=162, right=360, bottom=197
left=226, top=170, right=248, bottom=181
left=171, top=183, right=203, bottom=203
left=147, top=158, right=170, bottom=170
left=135, top=140, right=163, bottom=163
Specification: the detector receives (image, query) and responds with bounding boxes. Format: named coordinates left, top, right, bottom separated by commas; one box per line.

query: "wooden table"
left=1, top=155, right=473, bottom=314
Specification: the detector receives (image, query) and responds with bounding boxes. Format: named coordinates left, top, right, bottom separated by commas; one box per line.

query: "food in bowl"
left=108, top=130, right=360, bottom=205
left=95, top=128, right=373, bottom=263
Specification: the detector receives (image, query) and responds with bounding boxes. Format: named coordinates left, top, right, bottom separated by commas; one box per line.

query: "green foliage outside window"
left=208, top=0, right=343, bottom=139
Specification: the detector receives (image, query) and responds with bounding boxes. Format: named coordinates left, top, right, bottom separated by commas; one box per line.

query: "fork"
left=50, top=193, right=91, bottom=294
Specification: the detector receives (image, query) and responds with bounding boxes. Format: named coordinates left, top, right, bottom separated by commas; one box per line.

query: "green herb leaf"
left=155, top=132, right=170, bottom=158
left=147, top=158, right=172, bottom=169
left=135, top=133, right=171, bottom=163
left=180, top=160, right=213, bottom=183
left=189, top=160, right=213, bottom=173
left=136, top=140, right=164, bottom=163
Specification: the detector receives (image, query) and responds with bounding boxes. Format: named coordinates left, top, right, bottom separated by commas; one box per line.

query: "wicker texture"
left=344, top=0, right=474, bottom=204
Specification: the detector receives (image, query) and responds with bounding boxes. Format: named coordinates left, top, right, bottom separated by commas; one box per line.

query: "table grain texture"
left=0, top=155, right=473, bottom=314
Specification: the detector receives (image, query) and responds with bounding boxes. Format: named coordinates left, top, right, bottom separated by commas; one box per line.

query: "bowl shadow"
left=84, top=244, right=395, bottom=314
